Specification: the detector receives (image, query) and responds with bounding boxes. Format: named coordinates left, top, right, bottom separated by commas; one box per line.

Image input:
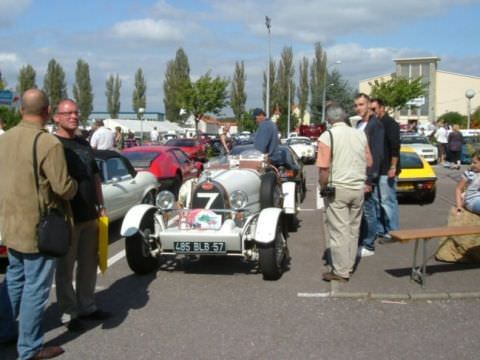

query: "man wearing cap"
left=89, top=119, right=115, bottom=150
left=252, top=108, right=279, bottom=160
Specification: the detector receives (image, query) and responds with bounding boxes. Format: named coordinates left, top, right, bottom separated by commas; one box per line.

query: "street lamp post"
left=138, top=107, right=145, bottom=145
left=287, top=81, right=291, bottom=135
left=265, top=16, right=271, bottom=118
left=465, top=89, right=476, bottom=129
left=321, top=60, right=342, bottom=124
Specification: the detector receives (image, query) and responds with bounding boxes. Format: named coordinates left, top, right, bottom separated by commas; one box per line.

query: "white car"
left=95, top=150, right=160, bottom=222
left=286, top=136, right=316, bottom=164
left=400, top=134, right=438, bottom=164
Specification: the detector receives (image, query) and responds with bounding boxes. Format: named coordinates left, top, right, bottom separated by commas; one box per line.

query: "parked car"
left=165, top=138, right=207, bottom=162
left=95, top=150, right=160, bottom=222
left=285, top=136, right=316, bottom=164
left=122, top=146, right=202, bottom=196
left=298, top=124, right=326, bottom=140
left=397, top=146, right=437, bottom=204
left=120, top=148, right=296, bottom=280
left=400, top=134, right=438, bottom=164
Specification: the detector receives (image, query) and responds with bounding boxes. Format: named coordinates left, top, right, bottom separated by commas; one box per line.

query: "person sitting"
left=455, top=150, right=480, bottom=215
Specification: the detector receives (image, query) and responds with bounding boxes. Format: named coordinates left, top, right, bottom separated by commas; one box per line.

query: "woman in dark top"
left=447, top=124, right=464, bottom=169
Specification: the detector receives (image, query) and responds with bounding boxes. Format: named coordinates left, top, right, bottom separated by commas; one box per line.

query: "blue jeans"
left=360, top=187, right=381, bottom=251
left=376, top=175, right=400, bottom=234
left=0, top=249, right=56, bottom=360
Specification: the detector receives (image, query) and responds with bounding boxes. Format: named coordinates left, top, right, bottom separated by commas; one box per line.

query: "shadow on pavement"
left=42, top=272, right=156, bottom=347
left=385, top=263, right=480, bottom=277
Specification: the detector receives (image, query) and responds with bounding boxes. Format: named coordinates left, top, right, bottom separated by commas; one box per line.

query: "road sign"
left=406, top=96, right=425, bottom=107
left=0, top=90, right=14, bottom=106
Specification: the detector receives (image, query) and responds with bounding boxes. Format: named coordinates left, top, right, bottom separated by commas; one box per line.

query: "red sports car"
left=122, top=146, right=202, bottom=195
left=165, top=138, right=207, bottom=162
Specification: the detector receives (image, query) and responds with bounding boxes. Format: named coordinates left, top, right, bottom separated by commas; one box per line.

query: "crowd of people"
left=0, top=89, right=477, bottom=358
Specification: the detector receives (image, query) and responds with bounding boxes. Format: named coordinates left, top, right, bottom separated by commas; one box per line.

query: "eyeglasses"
left=57, top=111, right=79, bottom=116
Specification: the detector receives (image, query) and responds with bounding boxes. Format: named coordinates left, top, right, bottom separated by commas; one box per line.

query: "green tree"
left=0, top=107, right=21, bottom=129
left=369, top=76, right=428, bottom=111
left=326, top=69, right=354, bottom=115
left=263, top=59, right=276, bottom=115
left=43, top=58, right=67, bottom=111
left=163, top=48, right=191, bottom=122
left=438, top=111, right=466, bottom=127
left=297, top=57, right=309, bottom=124
left=105, top=74, right=121, bottom=118
left=230, top=61, right=247, bottom=121
left=0, top=72, right=6, bottom=90
left=132, top=67, right=147, bottom=116
left=472, top=106, right=480, bottom=128
left=72, top=59, right=93, bottom=125
left=16, top=64, right=37, bottom=96
left=238, top=109, right=256, bottom=132
left=310, top=42, right=327, bottom=123
left=184, top=72, right=229, bottom=117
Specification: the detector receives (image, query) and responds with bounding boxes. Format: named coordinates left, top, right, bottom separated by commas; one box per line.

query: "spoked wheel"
left=259, top=220, right=288, bottom=281
left=125, top=212, right=159, bottom=274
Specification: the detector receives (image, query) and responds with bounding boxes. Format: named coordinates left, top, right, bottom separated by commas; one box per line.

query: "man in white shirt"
left=434, top=122, right=448, bottom=164
left=150, top=127, right=160, bottom=143
left=90, top=120, right=115, bottom=150
left=0, top=118, right=5, bottom=135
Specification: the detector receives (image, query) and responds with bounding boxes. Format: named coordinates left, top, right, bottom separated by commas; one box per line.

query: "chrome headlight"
left=229, top=190, right=248, bottom=210
left=155, top=190, right=175, bottom=210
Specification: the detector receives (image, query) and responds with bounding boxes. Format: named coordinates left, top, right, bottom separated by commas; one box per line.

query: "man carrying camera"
left=317, top=105, right=372, bottom=282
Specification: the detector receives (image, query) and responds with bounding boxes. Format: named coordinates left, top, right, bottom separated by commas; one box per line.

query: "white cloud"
left=111, top=18, right=184, bottom=42
left=0, top=0, right=31, bottom=27
left=0, top=52, right=19, bottom=63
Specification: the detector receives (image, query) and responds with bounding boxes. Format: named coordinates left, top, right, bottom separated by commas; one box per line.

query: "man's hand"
left=364, top=184, right=373, bottom=193
left=387, top=168, right=396, bottom=178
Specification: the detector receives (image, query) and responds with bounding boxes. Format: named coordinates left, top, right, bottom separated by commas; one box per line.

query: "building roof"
left=437, top=70, right=480, bottom=80
left=393, top=57, right=441, bottom=63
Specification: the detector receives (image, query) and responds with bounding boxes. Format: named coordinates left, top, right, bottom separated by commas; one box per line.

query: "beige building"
left=359, top=57, right=480, bottom=126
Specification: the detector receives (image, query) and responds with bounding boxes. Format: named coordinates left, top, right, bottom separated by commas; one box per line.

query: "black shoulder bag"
left=33, top=132, right=71, bottom=257
left=320, top=130, right=336, bottom=198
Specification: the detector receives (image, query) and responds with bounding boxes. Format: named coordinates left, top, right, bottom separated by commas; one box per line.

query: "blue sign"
left=0, top=90, right=14, bottom=106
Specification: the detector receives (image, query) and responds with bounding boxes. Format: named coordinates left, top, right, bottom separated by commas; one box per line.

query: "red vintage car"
left=122, top=146, right=202, bottom=195
left=165, top=138, right=207, bottom=162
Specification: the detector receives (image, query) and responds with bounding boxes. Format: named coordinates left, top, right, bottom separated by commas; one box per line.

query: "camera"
left=320, top=185, right=336, bottom=198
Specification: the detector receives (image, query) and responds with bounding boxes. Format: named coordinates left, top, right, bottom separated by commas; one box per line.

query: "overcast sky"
left=1, top=0, right=479, bottom=116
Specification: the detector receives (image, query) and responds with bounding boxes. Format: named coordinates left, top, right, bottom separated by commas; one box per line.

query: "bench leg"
left=411, top=239, right=427, bottom=288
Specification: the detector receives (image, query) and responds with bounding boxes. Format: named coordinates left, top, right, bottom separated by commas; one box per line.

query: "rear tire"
left=125, top=212, right=159, bottom=274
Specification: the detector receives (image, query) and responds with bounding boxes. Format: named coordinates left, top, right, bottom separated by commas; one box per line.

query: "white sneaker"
left=359, top=247, right=375, bottom=257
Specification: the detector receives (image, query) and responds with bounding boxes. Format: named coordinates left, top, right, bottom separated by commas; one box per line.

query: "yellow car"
left=397, top=145, right=437, bottom=204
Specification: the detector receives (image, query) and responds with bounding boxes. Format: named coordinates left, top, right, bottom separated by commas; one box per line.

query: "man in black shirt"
left=53, top=99, right=110, bottom=332
left=370, top=98, right=400, bottom=237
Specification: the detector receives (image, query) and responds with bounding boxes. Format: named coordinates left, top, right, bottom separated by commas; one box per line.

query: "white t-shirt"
left=150, top=129, right=159, bottom=142
left=90, top=127, right=116, bottom=150
left=434, top=127, right=448, bottom=144
left=0, top=129, right=4, bottom=136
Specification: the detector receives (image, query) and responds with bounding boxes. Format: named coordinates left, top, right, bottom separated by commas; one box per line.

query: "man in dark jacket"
left=355, top=93, right=384, bottom=257
left=371, top=98, right=400, bottom=238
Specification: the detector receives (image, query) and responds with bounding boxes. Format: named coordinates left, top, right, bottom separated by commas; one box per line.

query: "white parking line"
left=297, top=292, right=331, bottom=298
left=97, top=249, right=126, bottom=275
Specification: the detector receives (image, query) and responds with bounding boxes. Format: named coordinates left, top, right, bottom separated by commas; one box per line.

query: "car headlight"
left=229, top=190, right=248, bottom=210
left=155, top=190, right=175, bottom=210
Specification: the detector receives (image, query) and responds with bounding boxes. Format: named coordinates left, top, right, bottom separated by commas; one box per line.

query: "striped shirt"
left=463, top=169, right=480, bottom=208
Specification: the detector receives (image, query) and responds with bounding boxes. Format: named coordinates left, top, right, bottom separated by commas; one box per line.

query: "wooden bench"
left=389, top=226, right=480, bottom=288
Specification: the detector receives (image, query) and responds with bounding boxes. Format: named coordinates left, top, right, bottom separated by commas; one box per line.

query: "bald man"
left=0, top=89, right=77, bottom=359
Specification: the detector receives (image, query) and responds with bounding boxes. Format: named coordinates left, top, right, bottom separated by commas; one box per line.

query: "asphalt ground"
left=1, top=163, right=480, bottom=359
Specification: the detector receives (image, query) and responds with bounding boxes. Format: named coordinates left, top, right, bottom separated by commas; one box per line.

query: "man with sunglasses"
left=370, top=98, right=400, bottom=240
left=53, top=99, right=111, bottom=333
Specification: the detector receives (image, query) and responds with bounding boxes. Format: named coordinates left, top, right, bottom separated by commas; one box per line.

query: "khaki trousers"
left=324, top=188, right=364, bottom=278
left=55, top=219, right=99, bottom=322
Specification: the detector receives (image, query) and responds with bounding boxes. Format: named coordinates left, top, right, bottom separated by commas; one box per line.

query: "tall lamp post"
left=265, top=16, right=271, bottom=118
left=287, top=81, right=291, bottom=135
left=465, top=89, right=476, bottom=129
left=138, top=107, right=145, bottom=145
left=321, top=60, right=342, bottom=124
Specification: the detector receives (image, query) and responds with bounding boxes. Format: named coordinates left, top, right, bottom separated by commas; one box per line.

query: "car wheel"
left=141, top=190, right=156, bottom=205
left=125, top=211, right=159, bottom=274
left=260, top=172, right=282, bottom=209
left=259, top=220, right=288, bottom=281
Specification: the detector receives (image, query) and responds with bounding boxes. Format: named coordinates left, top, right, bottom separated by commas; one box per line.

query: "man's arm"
left=386, top=119, right=400, bottom=178
left=316, top=140, right=331, bottom=189
left=42, top=142, right=78, bottom=200
left=94, top=174, right=106, bottom=217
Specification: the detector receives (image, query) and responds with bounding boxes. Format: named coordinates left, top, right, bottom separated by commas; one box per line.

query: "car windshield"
left=401, top=136, right=429, bottom=144
left=123, top=151, right=160, bottom=168
left=166, top=139, right=196, bottom=147
left=400, top=152, right=424, bottom=169
left=287, top=138, right=310, bottom=145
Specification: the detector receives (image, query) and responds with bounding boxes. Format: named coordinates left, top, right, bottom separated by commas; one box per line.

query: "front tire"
left=260, top=172, right=281, bottom=209
left=125, top=212, right=159, bottom=274
left=259, top=220, right=288, bottom=280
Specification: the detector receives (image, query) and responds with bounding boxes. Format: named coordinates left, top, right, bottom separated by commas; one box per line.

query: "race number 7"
left=196, top=192, right=219, bottom=209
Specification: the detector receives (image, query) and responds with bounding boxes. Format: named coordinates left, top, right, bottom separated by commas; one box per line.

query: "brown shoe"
left=322, top=271, right=349, bottom=282
left=29, top=346, right=65, bottom=359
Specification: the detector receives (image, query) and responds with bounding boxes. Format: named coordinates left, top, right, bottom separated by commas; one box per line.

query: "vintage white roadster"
left=120, top=149, right=297, bottom=280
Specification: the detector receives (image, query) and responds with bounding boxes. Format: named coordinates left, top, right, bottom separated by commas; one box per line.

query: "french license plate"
left=174, top=241, right=226, bottom=254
